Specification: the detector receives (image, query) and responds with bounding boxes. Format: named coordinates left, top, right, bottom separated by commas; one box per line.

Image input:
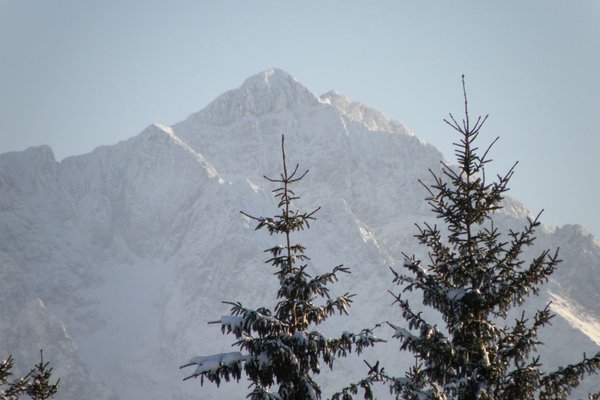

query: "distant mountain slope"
left=0, top=69, right=597, bottom=399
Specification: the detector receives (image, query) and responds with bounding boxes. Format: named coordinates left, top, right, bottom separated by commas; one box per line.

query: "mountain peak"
left=240, top=68, right=297, bottom=89
left=188, top=68, right=318, bottom=126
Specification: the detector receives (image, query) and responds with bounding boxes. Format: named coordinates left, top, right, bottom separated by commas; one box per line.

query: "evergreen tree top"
left=182, top=135, right=382, bottom=400
left=334, top=76, right=600, bottom=400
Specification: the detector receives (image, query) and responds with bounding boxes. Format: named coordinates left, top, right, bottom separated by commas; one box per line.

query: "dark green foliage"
left=1, top=351, right=59, bottom=400
left=335, top=77, right=599, bottom=400
left=539, top=354, right=600, bottom=400
left=182, top=136, right=381, bottom=400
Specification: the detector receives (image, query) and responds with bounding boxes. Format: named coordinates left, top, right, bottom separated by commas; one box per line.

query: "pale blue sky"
left=1, top=1, right=599, bottom=238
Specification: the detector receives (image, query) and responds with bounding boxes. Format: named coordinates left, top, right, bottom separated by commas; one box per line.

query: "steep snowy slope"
left=0, top=68, right=598, bottom=399
left=0, top=250, right=117, bottom=399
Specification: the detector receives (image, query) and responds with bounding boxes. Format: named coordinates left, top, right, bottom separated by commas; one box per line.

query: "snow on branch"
left=180, top=351, right=247, bottom=382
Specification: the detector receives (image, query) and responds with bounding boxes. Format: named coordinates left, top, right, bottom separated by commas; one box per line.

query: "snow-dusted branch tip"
left=180, top=352, right=246, bottom=381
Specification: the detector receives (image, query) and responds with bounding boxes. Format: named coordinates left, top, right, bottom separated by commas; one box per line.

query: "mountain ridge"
left=0, top=69, right=598, bottom=399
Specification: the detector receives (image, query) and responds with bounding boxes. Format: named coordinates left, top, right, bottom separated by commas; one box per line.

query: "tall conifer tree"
left=335, top=77, right=599, bottom=400
left=182, top=136, right=381, bottom=400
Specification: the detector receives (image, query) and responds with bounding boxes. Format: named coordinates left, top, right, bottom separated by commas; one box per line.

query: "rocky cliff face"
left=1, top=69, right=598, bottom=398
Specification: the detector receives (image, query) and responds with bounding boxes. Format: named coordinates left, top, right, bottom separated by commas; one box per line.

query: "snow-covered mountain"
left=1, top=68, right=598, bottom=399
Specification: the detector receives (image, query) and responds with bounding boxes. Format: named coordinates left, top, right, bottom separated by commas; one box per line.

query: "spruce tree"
left=335, top=77, right=599, bottom=400
left=1, top=351, right=59, bottom=400
left=181, top=136, right=381, bottom=400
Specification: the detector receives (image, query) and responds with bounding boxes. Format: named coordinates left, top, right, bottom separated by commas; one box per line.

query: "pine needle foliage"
left=181, top=135, right=381, bottom=400
left=1, top=351, right=59, bottom=400
left=335, top=77, right=599, bottom=400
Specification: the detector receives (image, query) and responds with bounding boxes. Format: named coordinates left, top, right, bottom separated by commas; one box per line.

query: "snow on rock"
left=319, top=90, right=411, bottom=135
left=549, top=291, right=600, bottom=346
left=0, top=251, right=116, bottom=400
left=188, top=68, right=319, bottom=126
left=498, top=195, right=531, bottom=220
